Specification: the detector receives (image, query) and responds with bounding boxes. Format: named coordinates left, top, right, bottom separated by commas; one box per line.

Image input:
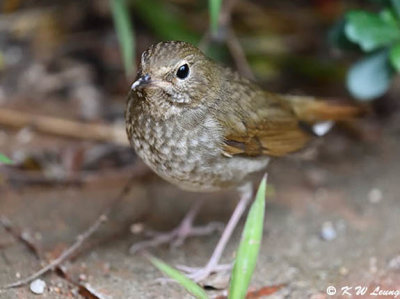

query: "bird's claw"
left=129, top=221, right=224, bottom=254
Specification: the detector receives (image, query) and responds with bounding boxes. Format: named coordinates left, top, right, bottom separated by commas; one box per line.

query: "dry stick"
left=1, top=173, right=137, bottom=289
left=219, top=0, right=239, bottom=28
left=2, top=217, right=107, bottom=289
left=0, top=217, right=42, bottom=260
left=214, top=0, right=255, bottom=80
left=0, top=217, right=113, bottom=298
left=0, top=107, right=128, bottom=146
left=226, top=29, right=255, bottom=80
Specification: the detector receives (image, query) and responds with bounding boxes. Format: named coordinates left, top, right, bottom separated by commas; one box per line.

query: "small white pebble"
left=16, top=127, right=33, bottom=144
left=388, top=255, right=400, bottom=270
left=368, top=188, right=383, bottom=203
left=369, top=257, right=378, bottom=273
left=130, top=223, right=144, bottom=234
left=339, top=266, right=349, bottom=276
left=312, top=121, right=334, bottom=136
left=30, top=279, right=46, bottom=295
left=320, top=221, right=337, bottom=241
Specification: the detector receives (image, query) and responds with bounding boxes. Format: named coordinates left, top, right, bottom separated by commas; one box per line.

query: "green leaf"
left=390, top=42, right=400, bottom=71
left=0, top=153, right=13, bottom=165
left=110, top=0, right=135, bottom=77
left=328, top=18, right=360, bottom=51
left=148, top=256, right=208, bottom=299
left=134, top=0, right=200, bottom=45
left=347, top=50, right=394, bottom=100
left=345, top=10, right=400, bottom=52
left=208, top=0, right=222, bottom=35
left=391, top=0, right=400, bottom=18
left=229, top=175, right=267, bottom=299
left=379, top=8, right=399, bottom=27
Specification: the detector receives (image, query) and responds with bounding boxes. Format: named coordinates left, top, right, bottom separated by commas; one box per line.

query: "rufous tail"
left=281, top=95, right=365, bottom=123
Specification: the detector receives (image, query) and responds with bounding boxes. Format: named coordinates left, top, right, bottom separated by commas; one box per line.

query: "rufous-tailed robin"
left=126, top=41, right=361, bottom=281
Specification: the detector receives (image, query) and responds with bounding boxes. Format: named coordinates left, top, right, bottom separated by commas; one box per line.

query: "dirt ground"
left=1, top=2, right=400, bottom=298
left=1, top=120, right=400, bottom=298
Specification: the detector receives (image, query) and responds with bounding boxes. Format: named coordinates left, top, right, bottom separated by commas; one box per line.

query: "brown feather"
left=220, top=90, right=362, bottom=157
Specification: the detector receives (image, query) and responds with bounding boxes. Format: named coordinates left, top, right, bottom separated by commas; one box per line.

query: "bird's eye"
left=176, top=64, right=189, bottom=79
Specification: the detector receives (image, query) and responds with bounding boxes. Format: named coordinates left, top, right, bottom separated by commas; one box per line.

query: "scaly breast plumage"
left=130, top=114, right=221, bottom=183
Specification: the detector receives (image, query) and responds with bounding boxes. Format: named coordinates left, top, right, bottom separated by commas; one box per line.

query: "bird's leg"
left=130, top=199, right=224, bottom=254
left=179, top=183, right=253, bottom=282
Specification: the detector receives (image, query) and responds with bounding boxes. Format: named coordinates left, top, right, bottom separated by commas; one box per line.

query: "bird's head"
left=131, top=41, right=220, bottom=109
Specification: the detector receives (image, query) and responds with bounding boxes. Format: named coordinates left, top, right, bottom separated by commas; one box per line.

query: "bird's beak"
left=131, top=74, right=151, bottom=90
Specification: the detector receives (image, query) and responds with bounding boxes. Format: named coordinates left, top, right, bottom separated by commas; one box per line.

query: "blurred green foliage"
left=208, top=0, right=222, bottom=36
left=331, top=1, right=400, bottom=100
left=0, top=153, right=13, bottom=164
left=111, top=0, right=229, bottom=76
left=390, top=42, right=400, bottom=71
left=133, top=0, right=200, bottom=44
left=111, top=0, right=135, bottom=77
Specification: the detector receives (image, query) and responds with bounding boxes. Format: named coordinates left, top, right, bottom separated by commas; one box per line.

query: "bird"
left=125, top=40, right=361, bottom=282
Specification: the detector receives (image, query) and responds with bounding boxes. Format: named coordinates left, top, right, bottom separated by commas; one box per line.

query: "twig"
left=0, top=217, right=42, bottom=260
left=2, top=216, right=107, bottom=289
left=219, top=0, right=239, bottom=28
left=1, top=169, right=82, bottom=187
left=226, top=29, right=255, bottom=80
left=78, top=283, right=107, bottom=299
left=1, top=163, right=151, bottom=188
left=205, top=0, right=255, bottom=80
left=0, top=107, right=128, bottom=146
left=1, top=173, right=137, bottom=289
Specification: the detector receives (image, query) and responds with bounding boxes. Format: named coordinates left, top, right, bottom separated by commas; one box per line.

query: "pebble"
left=339, top=266, right=349, bottom=276
left=368, top=188, right=383, bottom=203
left=30, top=279, right=46, bottom=295
left=320, top=222, right=337, bottom=241
left=312, top=121, right=334, bottom=136
left=16, top=127, right=33, bottom=144
left=130, top=223, right=144, bottom=234
left=388, top=255, right=400, bottom=270
left=369, top=257, right=378, bottom=273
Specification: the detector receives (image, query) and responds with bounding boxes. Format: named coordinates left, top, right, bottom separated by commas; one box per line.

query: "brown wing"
left=215, top=64, right=363, bottom=158
left=219, top=91, right=312, bottom=157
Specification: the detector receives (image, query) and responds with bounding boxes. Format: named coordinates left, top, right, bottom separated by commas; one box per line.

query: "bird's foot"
left=177, top=263, right=233, bottom=282
left=130, top=221, right=223, bottom=254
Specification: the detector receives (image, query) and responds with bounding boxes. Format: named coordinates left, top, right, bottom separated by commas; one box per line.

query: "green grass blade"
left=390, top=42, right=400, bottom=72
left=148, top=255, right=208, bottom=299
left=110, top=0, right=135, bottom=77
left=229, top=175, right=267, bottom=299
left=208, top=0, right=222, bottom=35
left=0, top=153, right=13, bottom=165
